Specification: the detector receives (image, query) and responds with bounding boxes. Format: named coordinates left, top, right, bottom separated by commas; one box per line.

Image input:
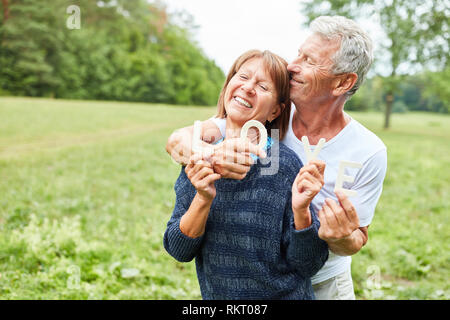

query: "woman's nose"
left=241, top=82, right=255, bottom=94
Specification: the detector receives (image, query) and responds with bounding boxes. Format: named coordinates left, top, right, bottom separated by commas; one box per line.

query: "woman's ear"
left=332, top=73, right=358, bottom=97
left=268, top=103, right=284, bottom=122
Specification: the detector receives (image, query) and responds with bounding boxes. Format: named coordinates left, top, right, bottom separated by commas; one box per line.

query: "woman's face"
left=224, top=57, right=280, bottom=128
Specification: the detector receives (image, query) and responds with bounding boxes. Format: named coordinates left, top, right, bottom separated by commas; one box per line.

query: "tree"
left=300, top=0, right=449, bottom=128
left=0, top=0, right=66, bottom=96
left=423, top=67, right=450, bottom=112
left=1, top=0, right=8, bottom=21
left=0, top=0, right=224, bottom=105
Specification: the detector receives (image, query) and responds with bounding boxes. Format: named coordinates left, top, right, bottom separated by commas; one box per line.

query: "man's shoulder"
left=348, top=117, right=386, bottom=151
left=335, top=117, right=387, bottom=164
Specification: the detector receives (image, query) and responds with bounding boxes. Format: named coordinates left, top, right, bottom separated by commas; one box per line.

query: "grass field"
left=0, top=97, right=449, bottom=300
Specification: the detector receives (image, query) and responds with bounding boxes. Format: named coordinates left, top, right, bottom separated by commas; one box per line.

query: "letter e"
left=334, top=160, right=363, bottom=197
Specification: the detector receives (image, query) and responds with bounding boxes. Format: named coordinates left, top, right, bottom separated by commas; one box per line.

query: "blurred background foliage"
left=0, top=0, right=225, bottom=106
left=345, top=73, right=449, bottom=114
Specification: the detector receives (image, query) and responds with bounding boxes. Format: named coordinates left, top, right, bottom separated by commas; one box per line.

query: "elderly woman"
left=163, top=50, right=328, bottom=300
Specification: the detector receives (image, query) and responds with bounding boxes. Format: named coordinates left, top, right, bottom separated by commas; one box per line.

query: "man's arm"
left=165, top=119, right=266, bottom=179
left=323, top=225, right=369, bottom=256
left=318, top=190, right=368, bottom=256
left=318, top=149, right=386, bottom=256
left=165, top=120, right=222, bottom=166
left=333, top=226, right=368, bottom=256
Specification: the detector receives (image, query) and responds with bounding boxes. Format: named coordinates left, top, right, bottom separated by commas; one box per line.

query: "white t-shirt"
left=210, top=107, right=387, bottom=285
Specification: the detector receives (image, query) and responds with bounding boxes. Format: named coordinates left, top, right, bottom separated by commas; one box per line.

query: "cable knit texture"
left=164, top=143, right=329, bottom=300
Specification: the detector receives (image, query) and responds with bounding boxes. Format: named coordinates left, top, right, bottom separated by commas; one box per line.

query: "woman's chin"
left=223, top=117, right=248, bottom=138
left=225, top=109, right=251, bottom=125
left=226, top=115, right=249, bottom=127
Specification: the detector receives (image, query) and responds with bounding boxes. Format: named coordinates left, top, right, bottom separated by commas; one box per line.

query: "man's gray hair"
left=310, top=15, right=373, bottom=98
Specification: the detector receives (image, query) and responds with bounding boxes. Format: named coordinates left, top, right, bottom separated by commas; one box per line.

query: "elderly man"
left=165, top=16, right=387, bottom=300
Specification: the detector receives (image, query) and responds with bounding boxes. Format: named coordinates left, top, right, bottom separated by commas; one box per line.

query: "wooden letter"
left=334, top=160, right=363, bottom=197
left=240, top=120, right=267, bottom=150
left=192, top=120, right=202, bottom=153
left=301, top=136, right=326, bottom=162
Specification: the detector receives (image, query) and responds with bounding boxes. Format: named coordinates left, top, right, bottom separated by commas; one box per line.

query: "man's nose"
left=287, top=61, right=301, bottom=73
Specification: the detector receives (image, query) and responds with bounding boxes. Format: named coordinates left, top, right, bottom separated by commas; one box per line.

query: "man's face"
left=287, top=33, right=341, bottom=106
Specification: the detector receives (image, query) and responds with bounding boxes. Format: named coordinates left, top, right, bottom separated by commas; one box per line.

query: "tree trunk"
left=1, top=0, right=9, bottom=21
left=384, top=91, right=394, bottom=129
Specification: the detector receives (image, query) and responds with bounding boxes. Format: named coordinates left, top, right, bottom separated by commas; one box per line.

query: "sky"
left=162, top=0, right=311, bottom=73
left=161, top=0, right=389, bottom=76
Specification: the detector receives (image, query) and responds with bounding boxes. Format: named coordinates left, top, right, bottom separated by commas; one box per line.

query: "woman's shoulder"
left=277, top=142, right=302, bottom=165
left=263, top=141, right=303, bottom=178
left=279, top=142, right=301, bottom=160
left=280, top=143, right=303, bottom=175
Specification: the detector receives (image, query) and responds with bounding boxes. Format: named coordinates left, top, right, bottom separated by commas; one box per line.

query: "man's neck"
left=292, top=99, right=350, bottom=145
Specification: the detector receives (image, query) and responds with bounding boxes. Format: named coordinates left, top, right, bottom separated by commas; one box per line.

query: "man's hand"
left=318, top=190, right=368, bottom=256
left=292, top=160, right=326, bottom=230
left=210, top=138, right=266, bottom=180
left=166, top=120, right=222, bottom=166
left=166, top=120, right=266, bottom=180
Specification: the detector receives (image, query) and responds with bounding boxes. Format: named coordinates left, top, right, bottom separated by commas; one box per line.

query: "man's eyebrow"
left=302, top=47, right=319, bottom=61
left=298, top=48, right=315, bottom=59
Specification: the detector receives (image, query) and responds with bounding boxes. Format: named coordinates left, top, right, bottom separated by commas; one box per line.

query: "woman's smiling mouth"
left=234, top=96, right=253, bottom=109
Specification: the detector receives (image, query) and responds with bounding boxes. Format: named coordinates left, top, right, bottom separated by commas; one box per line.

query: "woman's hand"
left=292, top=160, right=326, bottom=230
left=185, top=154, right=222, bottom=201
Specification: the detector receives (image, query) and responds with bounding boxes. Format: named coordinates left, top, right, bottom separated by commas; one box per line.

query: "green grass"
left=0, top=97, right=449, bottom=299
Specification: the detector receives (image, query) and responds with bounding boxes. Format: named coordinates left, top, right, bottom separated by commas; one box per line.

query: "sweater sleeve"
left=163, top=167, right=204, bottom=262
left=284, top=203, right=329, bottom=278
left=279, top=148, right=329, bottom=278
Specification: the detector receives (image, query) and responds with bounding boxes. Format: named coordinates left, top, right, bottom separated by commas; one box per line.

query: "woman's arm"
left=284, top=159, right=329, bottom=277
left=285, top=206, right=329, bottom=278
left=179, top=195, right=213, bottom=238
left=163, top=159, right=220, bottom=262
left=163, top=169, right=203, bottom=262
left=291, top=160, right=326, bottom=230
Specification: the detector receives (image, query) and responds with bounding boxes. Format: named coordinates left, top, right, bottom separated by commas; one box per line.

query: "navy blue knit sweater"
left=164, top=143, right=328, bottom=300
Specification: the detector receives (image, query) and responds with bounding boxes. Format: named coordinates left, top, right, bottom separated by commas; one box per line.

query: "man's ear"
left=268, top=103, right=283, bottom=122
left=332, top=73, right=358, bottom=96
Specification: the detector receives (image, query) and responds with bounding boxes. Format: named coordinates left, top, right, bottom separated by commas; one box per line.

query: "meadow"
left=0, top=97, right=448, bottom=300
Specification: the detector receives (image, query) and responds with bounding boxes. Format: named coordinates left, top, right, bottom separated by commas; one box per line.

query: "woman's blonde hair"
left=216, top=50, right=291, bottom=141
